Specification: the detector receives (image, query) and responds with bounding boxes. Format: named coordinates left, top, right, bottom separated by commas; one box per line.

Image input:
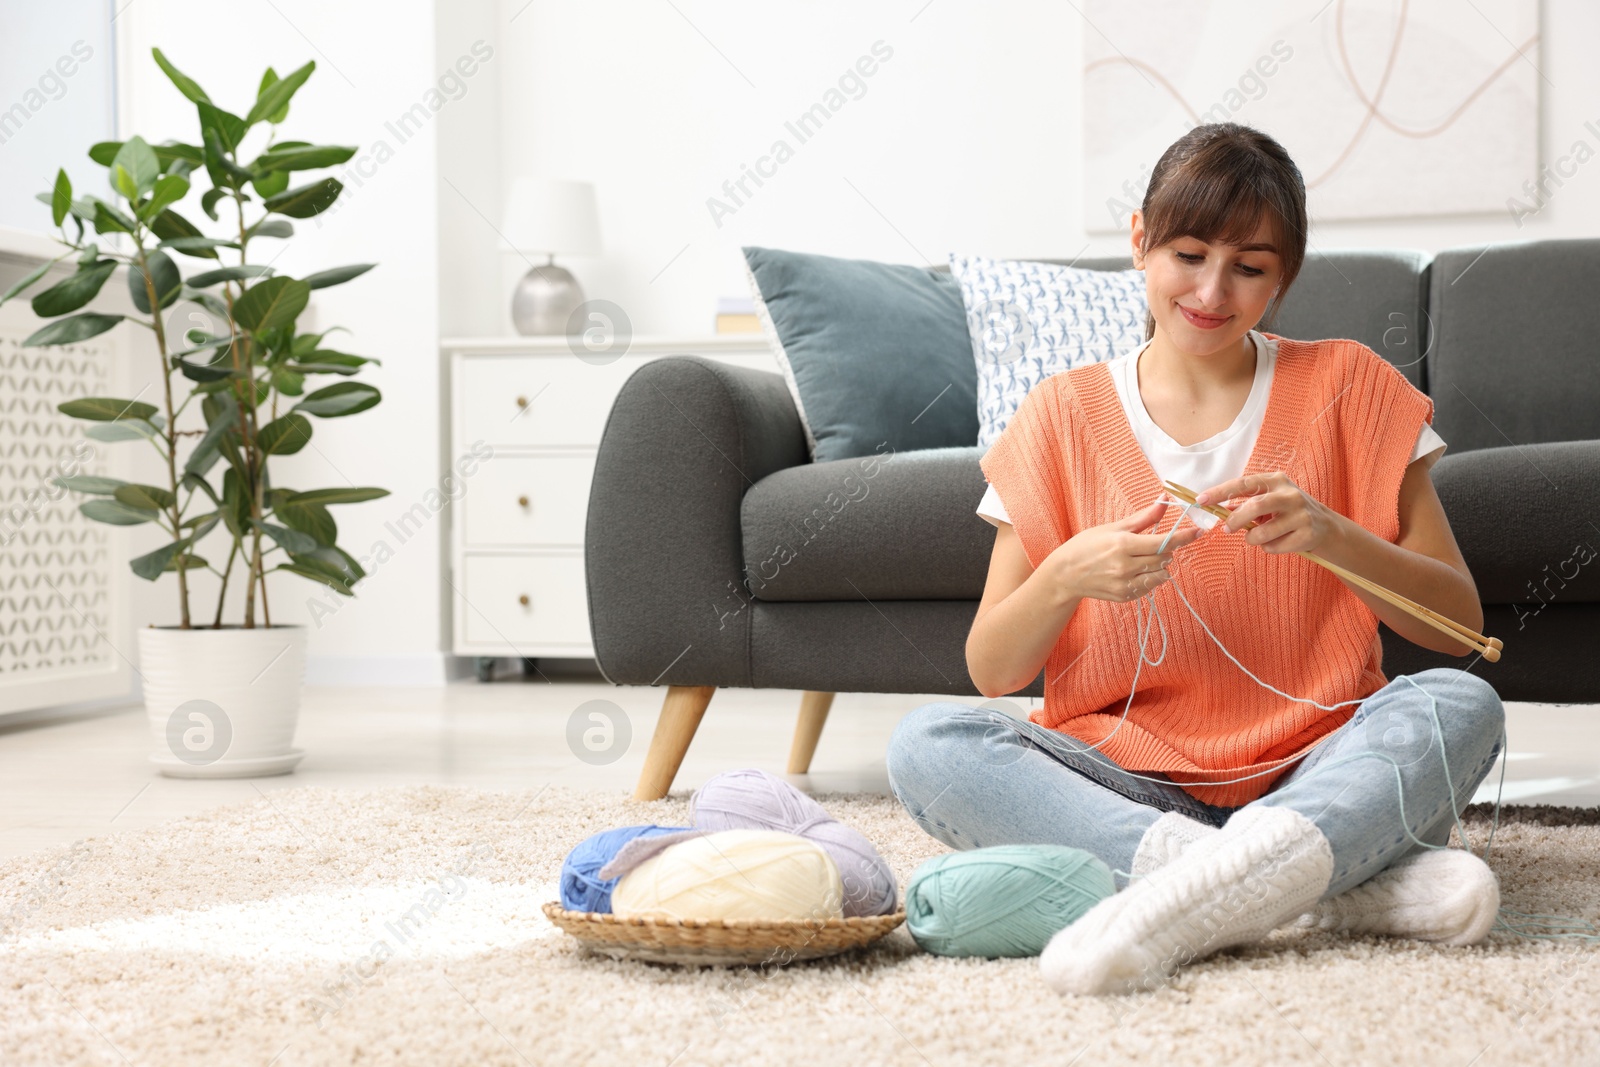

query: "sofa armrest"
left=586, top=355, right=809, bottom=686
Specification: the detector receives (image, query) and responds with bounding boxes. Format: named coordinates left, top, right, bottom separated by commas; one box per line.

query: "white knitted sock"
left=1130, top=811, right=1219, bottom=878
left=1293, top=847, right=1499, bottom=946
left=1040, top=805, right=1334, bottom=996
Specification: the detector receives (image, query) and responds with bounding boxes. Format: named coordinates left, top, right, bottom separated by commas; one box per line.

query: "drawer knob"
left=515, top=395, right=529, bottom=409
left=517, top=495, right=530, bottom=508
left=518, top=594, right=530, bottom=607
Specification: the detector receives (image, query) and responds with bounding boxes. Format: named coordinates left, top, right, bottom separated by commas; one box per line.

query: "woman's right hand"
left=1047, top=500, right=1205, bottom=604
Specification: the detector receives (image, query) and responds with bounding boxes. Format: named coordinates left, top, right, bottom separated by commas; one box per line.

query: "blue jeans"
left=885, top=668, right=1506, bottom=897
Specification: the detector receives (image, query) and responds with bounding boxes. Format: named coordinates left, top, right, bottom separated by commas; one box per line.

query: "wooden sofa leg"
left=632, top=685, right=716, bottom=801
left=786, top=691, right=836, bottom=774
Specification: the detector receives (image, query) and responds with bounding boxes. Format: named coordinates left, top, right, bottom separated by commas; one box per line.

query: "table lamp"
left=501, top=177, right=601, bottom=335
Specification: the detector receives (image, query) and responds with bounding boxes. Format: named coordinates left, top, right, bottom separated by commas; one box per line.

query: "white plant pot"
left=138, top=625, right=308, bottom=778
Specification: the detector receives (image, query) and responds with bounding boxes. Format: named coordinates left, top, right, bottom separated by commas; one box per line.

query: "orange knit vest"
left=978, top=335, right=1436, bottom=806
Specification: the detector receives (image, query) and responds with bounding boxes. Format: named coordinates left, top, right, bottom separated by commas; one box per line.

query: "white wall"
left=453, top=0, right=1600, bottom=340
left=116, top=0, right=443, bottom=683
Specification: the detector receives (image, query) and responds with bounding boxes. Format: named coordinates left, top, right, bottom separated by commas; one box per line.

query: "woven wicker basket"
left=542, top=901, right=906, bottom=966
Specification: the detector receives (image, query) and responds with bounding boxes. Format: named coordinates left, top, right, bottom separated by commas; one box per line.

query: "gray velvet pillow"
left=741, top=246, right=979, bottom=463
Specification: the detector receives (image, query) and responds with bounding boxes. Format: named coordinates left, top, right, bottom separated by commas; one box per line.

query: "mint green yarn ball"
left=905, top=845, right=1116, bottom=958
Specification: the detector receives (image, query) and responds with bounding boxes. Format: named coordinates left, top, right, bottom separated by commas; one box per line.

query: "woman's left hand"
left=1194, top=472, right=1343, bottom=555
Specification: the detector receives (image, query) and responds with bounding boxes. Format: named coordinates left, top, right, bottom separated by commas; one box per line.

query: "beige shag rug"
left=3, top=785, right=1600, bottom=1066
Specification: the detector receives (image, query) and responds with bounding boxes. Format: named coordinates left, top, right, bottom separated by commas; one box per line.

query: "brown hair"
left=1137, top=123, right=1307, bottom=341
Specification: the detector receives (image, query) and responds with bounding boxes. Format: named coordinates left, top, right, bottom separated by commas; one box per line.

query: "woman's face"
left=1129, top=209, right=1285, bottom=358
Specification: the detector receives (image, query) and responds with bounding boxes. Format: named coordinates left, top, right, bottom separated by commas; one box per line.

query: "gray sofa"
left=587, top=240, right=1600, bottom=799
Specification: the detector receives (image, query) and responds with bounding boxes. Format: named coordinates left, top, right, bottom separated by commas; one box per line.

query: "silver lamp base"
left=511, top=262, right=586, bottom=335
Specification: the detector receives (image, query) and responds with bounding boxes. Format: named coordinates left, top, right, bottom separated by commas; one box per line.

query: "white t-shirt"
left=977, top=330, right=1447, bottom=529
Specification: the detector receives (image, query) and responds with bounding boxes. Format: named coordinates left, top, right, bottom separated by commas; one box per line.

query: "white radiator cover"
left=0, top=268, right=131, bottom=716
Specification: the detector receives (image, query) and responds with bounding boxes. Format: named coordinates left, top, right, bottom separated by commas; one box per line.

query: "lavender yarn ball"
left=559, top=824, right=692, bottom=913
left=689, top=768, right=898, bottom=917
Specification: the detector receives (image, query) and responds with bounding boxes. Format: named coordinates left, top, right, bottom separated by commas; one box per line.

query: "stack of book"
left=715, top=296, right=760, bottom=334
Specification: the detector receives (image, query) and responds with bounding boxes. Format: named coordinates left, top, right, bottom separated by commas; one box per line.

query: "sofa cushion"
left=949, top=252, right=1148, bottom=449
left=1429, top=238, right=1600, bottom=452
left=741, top=246, right=979, bottom=464
left=740, top=445, right=993, bottom=602
left=1265, top=249, right=1432, bottom=391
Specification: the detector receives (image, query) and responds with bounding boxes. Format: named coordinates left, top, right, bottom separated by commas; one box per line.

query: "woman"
left=885, top=123, right=1506, bottom=996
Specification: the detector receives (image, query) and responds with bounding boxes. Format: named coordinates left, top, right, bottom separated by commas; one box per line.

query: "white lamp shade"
left=501, top=178, right=600, bottom=256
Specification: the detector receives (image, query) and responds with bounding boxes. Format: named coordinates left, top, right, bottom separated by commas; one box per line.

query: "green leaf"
left=152, top=48, right=211, bottom=104
left=255, top=520, right=318, bottom=554
left=52, top=475, right=127, bottom=495
left=302, top=263, right=375, bottom=291
left=257, top=68, right=285, bottom=122
left=284, top=487, right=389, bottom=506
left=246, top=60, right=314, bottom=126
left=80, top=499, right=157, bottom=526
left=90, top=198, right=136, bottom=235
left=169, top=332, right=238, bottom=359
left=114, top=483, right=176, bottom=511
left=248, top=217, right=294, bottom=240
left=185, top=512, right=221, bottom=540
left=251, top=168, right=290, bottom=200
left=182, top=473, right=220, bottom=506
left=24, top=313, right=123, bottom=347
left=271, top=366, right=305, bottom=396
left=233, top=277, right=310, bottom=333
left=185, top=398, right=237, bottom=479
left=155, top=142, right=204, bottom=170
left=221, top=468, right=249, bottom=537
left=129, top=250, right=182, bottom=313
left=264, top=178, right=342, bottom=218
left=186, top=265, right=273, bottom=288
left=92, top=140, right=202, bottom=172
left=254, top=144, right=357, bottom=172
left=150, top=209, right=222, bottom=260
left=86, top=420, right=159, bottom=443
left=331, top=546, right=366, bottom=582
left=58, top=396, right=159, bottom=422
left=131, top=539, right=189, bottom=580
left=202, top=126, right=253, bottom=188
left=0, top=258, right=61, bottom=308
left=200, top=187, right=227, bottom=222
left=273, top=562, right=352, bottom=595
left=259, top=413, right=312, bottom=454
left=159, top=236, right=239, bottom=258
left=276, top=497, right=336, bottom=546
left=293, top=381, right=381, bottom=418
left=51, top=169, right=71, bottom=227
left=196, top=102, right=246, bottom=153
left=31, top=261, right=116, bottom=318
left=110, top=136, right=161, bottom=197
left=141, top=174, right=190, bottom=219
left=165, top=553, right=209, bottom=572
left=290, top=350, right=374, bottom=375
left=176, top=358, right=234, bottom=384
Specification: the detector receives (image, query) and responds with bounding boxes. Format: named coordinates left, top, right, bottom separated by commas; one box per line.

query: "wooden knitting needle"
left=1160, top=480, right=1502, bottom=663
left=1163, top=479, right=1503, bottom=658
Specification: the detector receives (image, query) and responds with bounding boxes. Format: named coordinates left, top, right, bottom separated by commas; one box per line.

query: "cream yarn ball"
left=610, top=829, right=844, bottom=922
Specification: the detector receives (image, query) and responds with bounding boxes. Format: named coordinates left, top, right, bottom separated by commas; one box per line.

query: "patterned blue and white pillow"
left=950, top=254, right=1149, bottom=448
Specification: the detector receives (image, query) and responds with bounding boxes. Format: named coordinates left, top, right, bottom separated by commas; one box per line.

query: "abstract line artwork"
left=1082, top=0, right=1540, bottom=229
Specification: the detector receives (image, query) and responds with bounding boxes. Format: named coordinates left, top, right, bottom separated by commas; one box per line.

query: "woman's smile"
left=1178, top=305, right=1231, bottom=330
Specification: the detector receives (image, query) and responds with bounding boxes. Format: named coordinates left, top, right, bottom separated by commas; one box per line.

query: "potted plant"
left=0, top=50, right=386, bottom=777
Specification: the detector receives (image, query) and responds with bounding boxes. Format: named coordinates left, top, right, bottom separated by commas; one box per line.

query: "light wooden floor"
left=2, top=671, right=1598, bottom=861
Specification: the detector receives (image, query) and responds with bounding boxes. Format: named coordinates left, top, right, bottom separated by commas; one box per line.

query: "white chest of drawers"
left=443, top=335, right=773, bottom=678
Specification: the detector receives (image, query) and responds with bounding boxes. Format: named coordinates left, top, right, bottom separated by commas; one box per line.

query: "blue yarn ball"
left=559, top=824, right=693, bottom=913
left=906, top=845, right=1115, bottom=958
